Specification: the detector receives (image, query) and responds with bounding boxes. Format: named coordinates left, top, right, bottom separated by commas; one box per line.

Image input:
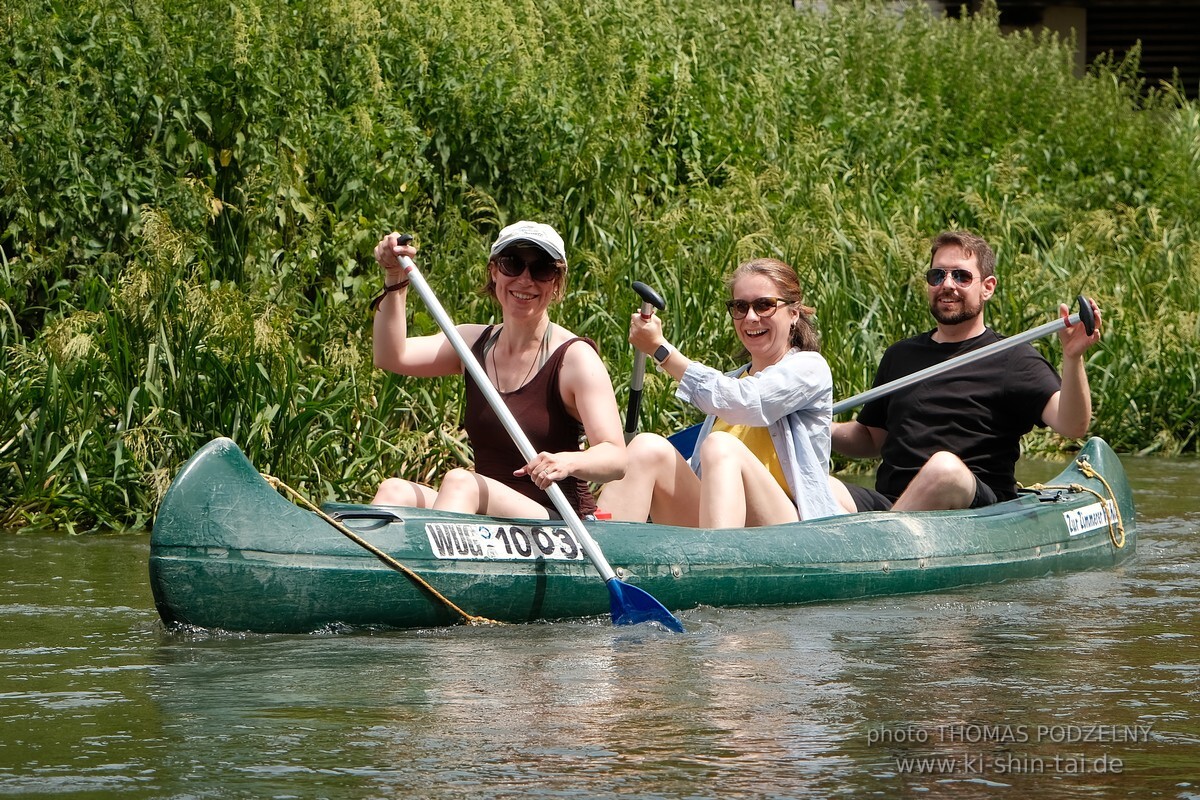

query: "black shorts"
left=844, top=475, right=999, bottom=512
left=844, top=482, right=894, bottom=512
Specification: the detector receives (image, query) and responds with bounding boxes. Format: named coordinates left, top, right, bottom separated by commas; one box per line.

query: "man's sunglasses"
left=494, top=253, right=561, bottom=282
left=726, top=296, right=790, bottom=320
left=925, top=268, right=977, bottom=288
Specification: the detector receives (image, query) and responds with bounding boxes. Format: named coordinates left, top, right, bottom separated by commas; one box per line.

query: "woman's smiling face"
left=490, top=246, right=561, bottom=317
left=729, top=273, right=797, bottom=367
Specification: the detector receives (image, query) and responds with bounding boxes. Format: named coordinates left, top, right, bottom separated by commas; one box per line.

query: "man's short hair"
left=930, top=230, right=996, bottom=278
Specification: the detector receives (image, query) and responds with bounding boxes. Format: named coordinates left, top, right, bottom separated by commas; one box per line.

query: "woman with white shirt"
left=598, top=257, right=844, bottom=528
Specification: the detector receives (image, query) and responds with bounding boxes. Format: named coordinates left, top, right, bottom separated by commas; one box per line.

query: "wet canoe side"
left=148, top=437, right=1137, bottom=633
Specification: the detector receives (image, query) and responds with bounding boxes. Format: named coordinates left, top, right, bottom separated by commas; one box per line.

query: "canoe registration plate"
left=425, top=522, right=584, bottom=562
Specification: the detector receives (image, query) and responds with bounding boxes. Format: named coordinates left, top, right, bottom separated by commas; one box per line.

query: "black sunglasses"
left=726, top=296, right=790, bottom=320
left=494, top=252, right=560, bottom=283
left=925, top=268, right=977, bottom=288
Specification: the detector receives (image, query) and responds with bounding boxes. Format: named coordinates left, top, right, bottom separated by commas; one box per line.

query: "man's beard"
left=930, top=292, right=983, bottom=326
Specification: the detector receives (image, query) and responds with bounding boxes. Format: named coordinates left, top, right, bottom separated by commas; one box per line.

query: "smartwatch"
left=652, top=343, right=673, bottom=366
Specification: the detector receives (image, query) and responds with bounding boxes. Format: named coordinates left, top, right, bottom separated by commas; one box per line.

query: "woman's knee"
left=697, top=430, right=742, bottom=467
left=375, top=477, right=420, bottom=505
left=628, top=432, right=679, bottom=467
left=438, top=467, right=479, bottom=495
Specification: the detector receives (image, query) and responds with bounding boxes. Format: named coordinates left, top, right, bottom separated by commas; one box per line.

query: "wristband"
left=653, top=343, right=673, bottom=366
left=369, top=279, right=410, bottom=312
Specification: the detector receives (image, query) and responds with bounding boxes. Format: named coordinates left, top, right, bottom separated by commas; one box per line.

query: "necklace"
left=487, top=323, right=552, bottom=393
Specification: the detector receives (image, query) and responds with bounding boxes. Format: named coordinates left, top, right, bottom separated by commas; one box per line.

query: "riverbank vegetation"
left=3, top=0, right=1198, bottom=531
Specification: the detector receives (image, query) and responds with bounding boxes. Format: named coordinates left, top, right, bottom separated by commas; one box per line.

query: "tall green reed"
left=2, top=0, right=1198, bottom=530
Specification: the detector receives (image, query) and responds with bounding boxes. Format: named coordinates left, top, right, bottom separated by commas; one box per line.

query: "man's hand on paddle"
left=1058, top=298, right=1102, bottom=359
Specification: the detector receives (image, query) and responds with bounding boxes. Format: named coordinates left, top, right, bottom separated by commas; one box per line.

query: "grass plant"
left=2, top=0, right=1197, bottom=530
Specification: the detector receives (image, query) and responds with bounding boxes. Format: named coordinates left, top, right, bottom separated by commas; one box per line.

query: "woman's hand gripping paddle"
left=393, top=236, right=684, bottom=633
left=624, top=282, right=666, bottom=442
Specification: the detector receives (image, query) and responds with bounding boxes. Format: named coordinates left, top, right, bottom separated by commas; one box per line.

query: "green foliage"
left=2, top=0, right=1198, bottom=530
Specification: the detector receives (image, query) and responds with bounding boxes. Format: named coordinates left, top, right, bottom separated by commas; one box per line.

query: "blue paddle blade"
left=607, top=578, right=685, bottom=632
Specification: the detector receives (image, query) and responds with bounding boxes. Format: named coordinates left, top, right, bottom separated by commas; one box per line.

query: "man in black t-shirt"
left=831, top=230, right=1103, bottom=512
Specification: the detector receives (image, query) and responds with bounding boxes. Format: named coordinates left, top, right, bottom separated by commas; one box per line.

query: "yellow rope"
left=263, top=474, right=503, bottom=627
left=1022, top=456, right=1126, bottom=549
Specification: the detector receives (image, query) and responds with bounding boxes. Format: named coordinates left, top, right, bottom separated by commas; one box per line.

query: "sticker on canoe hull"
left=425, top=522, right=584, bottom=562
left=1062, top=500, right=1118, bottom=537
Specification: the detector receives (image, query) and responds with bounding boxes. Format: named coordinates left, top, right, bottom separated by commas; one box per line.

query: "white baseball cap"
left=489, top=221, right=567, bottom=267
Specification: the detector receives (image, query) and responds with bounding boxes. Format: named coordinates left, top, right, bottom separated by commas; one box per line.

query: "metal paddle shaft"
left=833, top=295, right=1096, bottom=415
left=624, top=281, right=666, bottom=438
left=397, top=244, right=684, bottom=632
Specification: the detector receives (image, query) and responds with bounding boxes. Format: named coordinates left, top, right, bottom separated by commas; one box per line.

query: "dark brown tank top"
left=463, top=325, right=598, bottom=517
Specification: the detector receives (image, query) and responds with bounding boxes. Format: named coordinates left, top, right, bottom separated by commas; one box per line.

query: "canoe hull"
left=149, top=437, right=1136, bottom=633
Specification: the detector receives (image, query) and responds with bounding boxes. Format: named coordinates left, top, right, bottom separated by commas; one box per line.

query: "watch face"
left=655, top=345, right=671, bottom=363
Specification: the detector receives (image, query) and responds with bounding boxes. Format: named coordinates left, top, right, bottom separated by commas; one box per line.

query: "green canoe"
left=149, top=436, right=1136, bottom=633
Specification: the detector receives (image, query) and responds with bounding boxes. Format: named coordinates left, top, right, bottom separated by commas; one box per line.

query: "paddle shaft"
left=832, top=301, right=1092, bottom=415
left=624, top=282, right=666, bottom=437
left=399, top=256, right=621, bottom=583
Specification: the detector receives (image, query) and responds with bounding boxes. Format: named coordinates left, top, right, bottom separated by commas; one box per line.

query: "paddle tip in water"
left=607, top=578, right=685, bottom=633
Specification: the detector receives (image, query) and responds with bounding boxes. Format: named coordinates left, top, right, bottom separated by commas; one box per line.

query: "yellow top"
left=711, top=412, right=793, bottom=501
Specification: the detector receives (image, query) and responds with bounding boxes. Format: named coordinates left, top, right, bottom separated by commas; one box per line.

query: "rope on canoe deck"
left=262, top=474, right=503, bottom=627
left=1021, top=455, right=1126, bottom=549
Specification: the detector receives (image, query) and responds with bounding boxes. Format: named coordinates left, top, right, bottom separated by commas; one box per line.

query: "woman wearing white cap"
left=369, top=221, right=626, bottom=519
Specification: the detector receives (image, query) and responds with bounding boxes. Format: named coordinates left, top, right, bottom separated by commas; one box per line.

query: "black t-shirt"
left=856, top=329, right=1062, bottom=502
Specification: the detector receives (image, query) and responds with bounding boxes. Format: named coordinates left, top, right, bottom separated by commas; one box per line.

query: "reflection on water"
left=1, top=455, right=1198, bottom=798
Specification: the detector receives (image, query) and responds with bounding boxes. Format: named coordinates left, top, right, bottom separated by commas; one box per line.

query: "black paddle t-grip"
left=632, top=281, right=666, bottom=312
left=396, top=233, right=413, bottom=246
left=1077, top=294, right=1096, bottom=336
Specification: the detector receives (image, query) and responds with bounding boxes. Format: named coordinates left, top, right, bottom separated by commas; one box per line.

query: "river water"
left=2, top=455, right=1198, bottom=799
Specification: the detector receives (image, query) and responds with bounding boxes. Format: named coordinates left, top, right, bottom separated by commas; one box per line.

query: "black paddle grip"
left=1077, top=294, right=1095, bottom=336
left=632, top=281, right=666, bottom=312
left=396, top=233, right=413, bottom=246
